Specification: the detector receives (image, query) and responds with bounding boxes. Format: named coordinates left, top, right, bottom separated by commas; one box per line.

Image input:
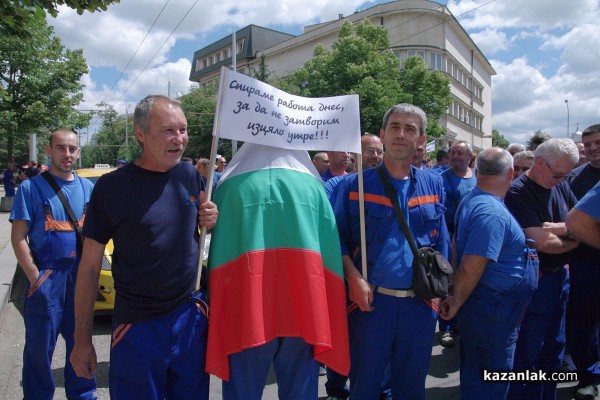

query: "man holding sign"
left=333, top=103, right=450, bottom=399
left=71, top=95, right=219, bottom=399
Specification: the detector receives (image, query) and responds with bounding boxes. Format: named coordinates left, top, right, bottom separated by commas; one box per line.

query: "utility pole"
left=565, top=99, right=570, bottom=138
left=125, top=105, right=129, bottom=154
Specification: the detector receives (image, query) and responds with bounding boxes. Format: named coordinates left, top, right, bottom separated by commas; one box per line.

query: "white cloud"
left=470, top=29, right=509, bottom=55
left=47, top=0, right=366, bottom=113
left=45, top=0, right=600, bottom=145
left=450, top=0, right=598, bottom=31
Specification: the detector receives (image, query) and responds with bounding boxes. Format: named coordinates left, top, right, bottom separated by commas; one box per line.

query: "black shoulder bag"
left=42, top=171, right=84, bottom=254
left=376, top=166, right=452, bottom=299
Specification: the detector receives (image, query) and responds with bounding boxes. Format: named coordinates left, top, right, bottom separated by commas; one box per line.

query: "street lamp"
left=565, top=99, right=570, bottom=138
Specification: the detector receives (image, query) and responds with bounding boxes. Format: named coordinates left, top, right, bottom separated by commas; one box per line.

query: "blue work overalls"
left=23, top=179, right=96, bottom=400
left=458, top=244, right=539, bottom=400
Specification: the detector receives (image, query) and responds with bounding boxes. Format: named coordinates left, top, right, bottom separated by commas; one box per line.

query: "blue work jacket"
left=333, top=164, right=450, bottom=289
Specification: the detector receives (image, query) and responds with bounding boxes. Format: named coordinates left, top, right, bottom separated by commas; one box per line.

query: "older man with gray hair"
left=507, top=143, right=526, bottom=156
left=505, top=138, right=580, bottom=400
left=513, top=150, right=535, bottom=179
left=441, top=148, right=538, bottom=400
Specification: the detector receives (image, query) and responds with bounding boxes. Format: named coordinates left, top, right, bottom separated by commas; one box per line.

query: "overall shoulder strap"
left=41, top=171, right=84, bottom=252
left=376, top=165, right=420, bottom=258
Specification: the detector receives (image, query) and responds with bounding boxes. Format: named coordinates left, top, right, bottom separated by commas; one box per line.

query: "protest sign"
left=213, top=67, right=361, bottom=153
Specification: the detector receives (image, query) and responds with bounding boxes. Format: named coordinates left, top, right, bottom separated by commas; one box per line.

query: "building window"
left=430, top=52, right=442, bottom=70
left=407, top=50, right=425, bottom=60
left=236, top=39, right=245, bottom=55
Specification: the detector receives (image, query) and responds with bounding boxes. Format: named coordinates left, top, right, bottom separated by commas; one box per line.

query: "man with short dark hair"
left=527, top=131, right=551, bottom=151
left=441, top=148, right=537, bottom=400
left=432, top=149, right=449, bottom=174
left=71, top=95, right=218, bottom=399
left=10, top=129, right=96, bottom=399
left=334, top=103, right=450, bottom=399
left=411, top=143, right=426, bottom=169
left=505, top=138, right=580, bottom=400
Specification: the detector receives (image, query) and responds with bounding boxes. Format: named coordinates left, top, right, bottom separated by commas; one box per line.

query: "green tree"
left=287, top=19, right=452, bottom=138
left=251, top=54, right=271, bottom=83
left=0, top=0, right=119, bottom=38
left=81, top=102, right=138, bottom=167
left=288, top=20, right=405, bottom=135
left=179, top=82, right=231, bottom=160
left=398, top=56, right=452, bottom=139
left=492, top=128, right=509, bottom=148
left=0, top=18, right=89, bottom=162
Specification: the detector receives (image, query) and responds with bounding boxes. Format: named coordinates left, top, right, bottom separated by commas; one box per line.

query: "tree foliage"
left=179, top=82, right=230, bottom=160
left=492, top=128, right=509, bottom=148
left=287, top=19, right=452, bottom=138
left=251, top=54, right=271, bottom=83
left=398, top=56, right=452, bottom=139
left=80, top=102, right=139, bottom=167
left=0, top=18, right=89, bottom=163
left=288, top=20, right=405, bottom=135
left=0, top=0, right=120, bottom=38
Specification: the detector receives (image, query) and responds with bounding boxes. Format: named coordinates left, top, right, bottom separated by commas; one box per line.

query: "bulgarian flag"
left=205, top=142, right=350, bottom=381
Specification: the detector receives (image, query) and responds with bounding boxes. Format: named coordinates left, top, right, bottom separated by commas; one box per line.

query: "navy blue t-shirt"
left=83, top=162, right=205, bottom=324
left=505, top=173, right=576, bottom=270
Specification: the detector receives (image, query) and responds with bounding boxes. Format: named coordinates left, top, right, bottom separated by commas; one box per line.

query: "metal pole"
left=231, top=31, right=238, bottom=157
left=125, top=105, right=129, bottom=153
left=565, top=99, right=570, bottom=138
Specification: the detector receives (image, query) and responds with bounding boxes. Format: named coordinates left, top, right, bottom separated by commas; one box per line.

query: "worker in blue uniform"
left=441, top=148, right=538, bottom=400
left=10, top=129, right=96, bottom=400
left=334, top=103, right=450, bottom=400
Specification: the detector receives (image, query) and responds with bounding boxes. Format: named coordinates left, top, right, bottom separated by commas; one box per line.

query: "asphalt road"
left=0, top=272, right=579, bottom=400
left=0, top=198, right=579, bottom=399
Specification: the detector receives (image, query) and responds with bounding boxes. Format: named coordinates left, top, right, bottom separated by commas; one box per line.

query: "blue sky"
left=47, top=0, right=600, bottom=145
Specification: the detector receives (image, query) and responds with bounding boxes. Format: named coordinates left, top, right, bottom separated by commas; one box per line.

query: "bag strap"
left=376, top=165, right=420, bottom=259
left=41, top=171, right=84, bottom=252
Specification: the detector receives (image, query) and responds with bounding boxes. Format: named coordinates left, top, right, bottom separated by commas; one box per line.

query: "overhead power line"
left=113, top=0, right=201, bottom=103
left=101, top=0, right=172, bottom=104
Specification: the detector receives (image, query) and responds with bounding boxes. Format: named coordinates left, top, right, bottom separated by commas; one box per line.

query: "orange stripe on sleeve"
left=349, top=192, right=392, bottom=207
left=408, top=195, right=439, bottom=208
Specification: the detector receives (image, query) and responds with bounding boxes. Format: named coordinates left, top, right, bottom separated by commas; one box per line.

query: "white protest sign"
left=214, top=67, right=361, bottom=153
left=426, top=139, right=436, bottom=153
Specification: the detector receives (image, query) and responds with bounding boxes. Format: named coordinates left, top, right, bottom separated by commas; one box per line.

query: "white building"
left=190, top=0, right=495, bottom=150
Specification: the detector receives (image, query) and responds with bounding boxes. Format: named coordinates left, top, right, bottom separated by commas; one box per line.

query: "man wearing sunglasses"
left=505, top=138, right=580, bottom=400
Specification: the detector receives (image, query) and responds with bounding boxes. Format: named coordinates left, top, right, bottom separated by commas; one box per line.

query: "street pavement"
left=0, top=185, right=580, bottom=399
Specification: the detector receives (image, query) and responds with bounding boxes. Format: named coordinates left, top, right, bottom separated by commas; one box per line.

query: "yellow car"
left=77, top=166, right=116, bottom=314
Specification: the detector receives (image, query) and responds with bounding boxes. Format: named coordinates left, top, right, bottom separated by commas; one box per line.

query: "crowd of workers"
left=2, top=96, right=599, bottom=400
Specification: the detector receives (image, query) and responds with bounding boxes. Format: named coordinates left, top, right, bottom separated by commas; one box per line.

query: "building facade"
left=189, top=0, right=495, bottom=151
